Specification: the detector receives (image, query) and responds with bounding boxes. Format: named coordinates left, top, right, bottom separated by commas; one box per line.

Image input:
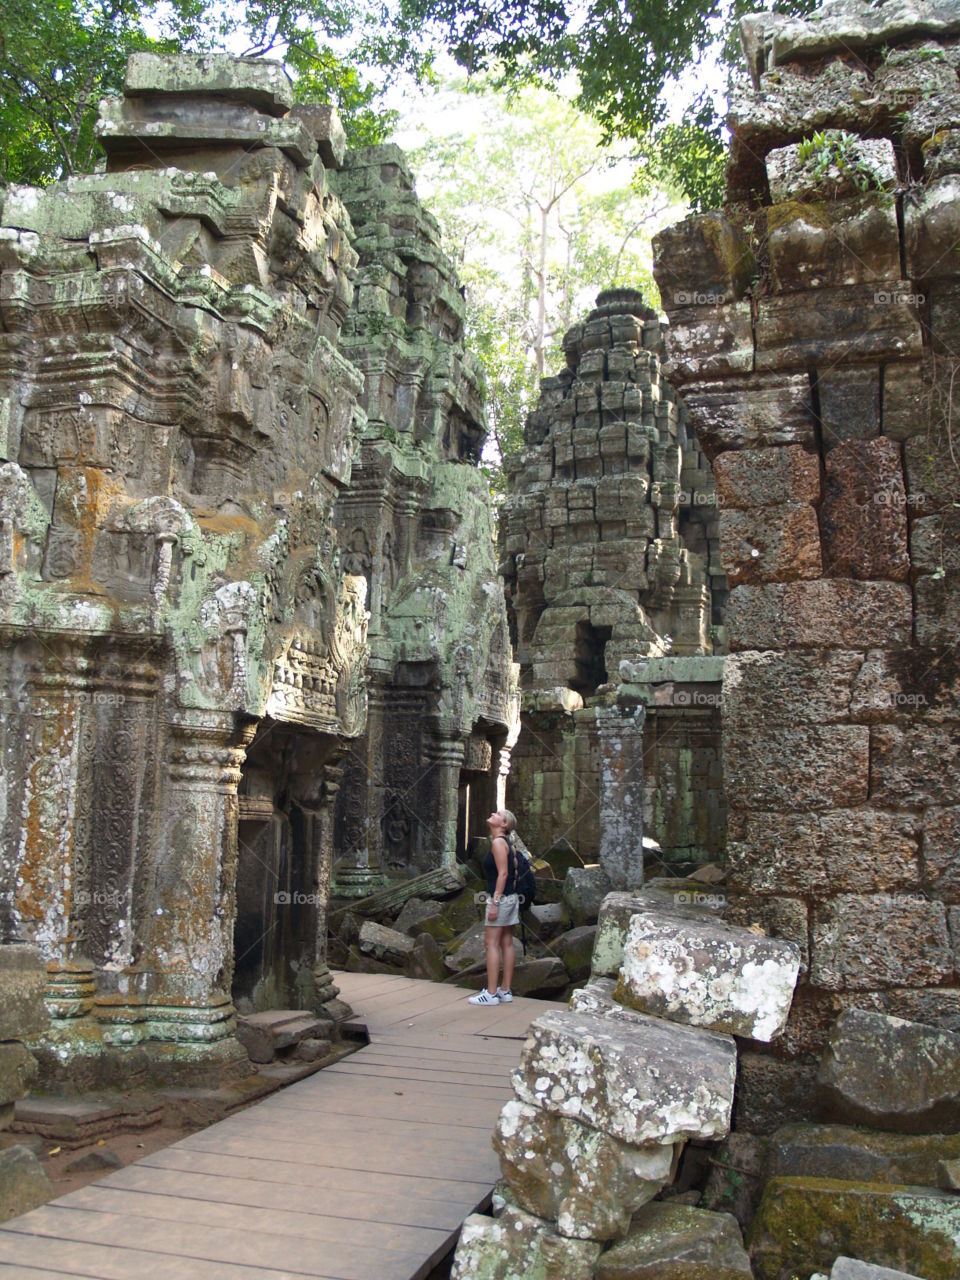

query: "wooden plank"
left=1, top=1206, right=425, bottom=1280
left=55, top=1187, right=449, bottom=1258
left=91, top=1165, right=473, bottom=1231
left=0, top=1232, right=300, bottom=1280
left=135, top=1147, right=491, bottom=1203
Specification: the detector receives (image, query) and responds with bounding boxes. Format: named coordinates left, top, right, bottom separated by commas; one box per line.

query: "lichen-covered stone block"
left=596, top=1201, right=752, bottom=1279
left=811, top=895, right=954, bottom=992
left=493, top=1098, right=678, bottom=1240
left=749, top=1176, right=960, bottom=1280
left=512, top=1008, right=737, bottom=1145
left=450, top=1207, right=602, bottom=1280
left=613, top=911, right=800, bottom=1041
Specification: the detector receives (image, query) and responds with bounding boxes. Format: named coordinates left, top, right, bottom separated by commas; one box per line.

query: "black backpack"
left=509, top=835, right=537, bottom=914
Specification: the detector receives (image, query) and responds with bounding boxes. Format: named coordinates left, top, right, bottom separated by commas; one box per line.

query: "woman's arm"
left=487, top=835, right=510, bottom=920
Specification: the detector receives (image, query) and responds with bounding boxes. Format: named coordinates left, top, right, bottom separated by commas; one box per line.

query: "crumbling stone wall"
left=331, top=146, right=515, bottom=896
left=499, top=289, right=728, bottom=869
left=0, top=53, right=511, bottom=1088
left=653, top=0, right=960, bottom=1126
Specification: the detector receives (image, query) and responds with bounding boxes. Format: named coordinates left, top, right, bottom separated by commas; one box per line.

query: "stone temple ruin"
left=0, top=52, right=512, bottom=1096
left=2, top=0, right=960, bottom=1273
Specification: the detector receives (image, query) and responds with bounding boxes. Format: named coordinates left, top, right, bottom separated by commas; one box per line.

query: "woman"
left=468, top=808, right=519, bottom=1005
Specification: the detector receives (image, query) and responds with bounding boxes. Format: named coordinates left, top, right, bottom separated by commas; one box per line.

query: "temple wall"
left=653, top=6, right=960, bottom=1124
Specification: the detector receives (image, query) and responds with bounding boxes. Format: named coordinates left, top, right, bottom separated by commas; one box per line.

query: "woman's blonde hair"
left=500, top=808, right=517, bottom=832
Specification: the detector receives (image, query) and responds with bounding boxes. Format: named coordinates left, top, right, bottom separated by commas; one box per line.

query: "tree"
left=399, top=0, right=821, bottom=209
left=409, top=80, right=679, bottom=487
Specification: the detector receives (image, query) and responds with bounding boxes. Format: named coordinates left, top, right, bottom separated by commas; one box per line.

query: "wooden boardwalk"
left=0, top=974, right=547, bottom=1279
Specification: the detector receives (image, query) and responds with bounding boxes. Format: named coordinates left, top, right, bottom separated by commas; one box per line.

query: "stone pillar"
left=134, top=710, right=252, bottom=1081
left=425, top=738, right=466, bottom=869
left=312, top=760, right=350, bottom=1021
left=0, top=944, right=51, bottom=1219
left=595, top=699, right=646, bottom=890
left=332, top=679, right=388, bottom=897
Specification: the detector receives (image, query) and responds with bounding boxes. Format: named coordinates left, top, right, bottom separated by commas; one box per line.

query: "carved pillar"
left=139, top=710, right=254, bottom=1053
left=424, top=737, right=465, bottom=869
left=595, top=699, right=646, bottom=890
left=312, top=759, right=347, bottom=1016
left=332, top=680, right=388, bottom=897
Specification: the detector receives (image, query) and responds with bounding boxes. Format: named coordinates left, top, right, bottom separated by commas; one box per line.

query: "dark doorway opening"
left=571, top=621, right=612, bottom=696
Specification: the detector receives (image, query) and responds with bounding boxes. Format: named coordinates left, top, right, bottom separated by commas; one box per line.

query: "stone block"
left=924, top=807, right=960, bottom=902
left=713, top=442, right=820, bottom=509
left=903, top=175, right=960, bottom=279
left=756, top=284, right=923, bottom=373
left=562, top=865, right=613, bottom=926
left=881, top=361, right=928, bottom=442
left=358, top=920, right=415, bottom=967
left=660, top=302, right=754, bottom=385
left=451, top=1206, right=602, bottom=1280
left=719, top=503, right=822, bottom=584
left=821, top=439, right=910, bottom=581
left=0, top=1144, right=52, bottom=1222
left=405, top=933, right=447, bottom=983
left=724, top=724, right=869, bottom=811
left=511, top=1008, right=737, bottom=1146
left=0, top=1044, right=38, bottom=1106
left=652, top=212, right=756, bottom=301
left=592, top=890, right=720, bottom=979
left=811, top=895, right=954, bottom=992
left=0, top=946, right=49, bottom=1041
left=493, top=1098, right=678, bottom=1240
left=720, top=894, right=810, bottom=980
left=510, top=957, right=568, bottom=998
left=124, top=51, right=295, bottom=115
left=819, top=1008, right=960, bottom=1133
left=923, top=127, right=960, bottom=180
left=596, top=1202, right=752, bottom=1280
left=682, top=374, right=816, bottom=459
left=725, top=580, right=913, bottom=649
left=725, top=808, right=921, bottom=896
left=734, top=1053, right=820, bottom=1135
left=613, top=911, right=800, bottom=1041
left=767, top=196, right=900, bottom=292
left=552, top=926, right=596, bottom=981
left=767, top=1122, right=960, bottom=1189
left=818, top=365, right=882, bottom=449
left=765, top=138, right=897, bottom=204
left=722, top=650, right=861, bottom=728
left=748, top=1177, right=960, bottom=1280
left=831, top=1259, right=924, bottom=1280
left=871, top=725, right=960, bottom=808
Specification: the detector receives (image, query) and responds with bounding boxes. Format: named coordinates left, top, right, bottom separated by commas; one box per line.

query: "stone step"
left=236, top=1012, right=331, bottom=1064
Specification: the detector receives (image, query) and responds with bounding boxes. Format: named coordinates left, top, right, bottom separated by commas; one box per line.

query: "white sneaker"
left=496, top=988, right=514, bottom=1002
left=468, top=989, right=500, bottom=1005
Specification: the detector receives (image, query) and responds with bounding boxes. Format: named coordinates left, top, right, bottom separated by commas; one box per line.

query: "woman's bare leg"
left=484, top=926, right=501, bottom=995
left=500, top=926, right=516, bottom=992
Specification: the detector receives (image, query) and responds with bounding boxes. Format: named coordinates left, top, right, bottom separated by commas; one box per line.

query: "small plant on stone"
left=795, top=130, right=889, bottom=197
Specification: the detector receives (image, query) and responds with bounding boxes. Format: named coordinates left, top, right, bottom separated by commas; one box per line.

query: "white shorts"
left=487, top=893, right=520, bottom=928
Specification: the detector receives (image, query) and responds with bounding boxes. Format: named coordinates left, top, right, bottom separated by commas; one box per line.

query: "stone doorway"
left=232, top=722, right=339, bottom=1014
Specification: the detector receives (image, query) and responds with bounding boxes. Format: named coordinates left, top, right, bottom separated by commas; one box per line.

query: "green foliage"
left=408, top=80, right=674, bottom=494
left=0, top=0, right=425, bottom=184
left=796, top=129, right=890, bottom=195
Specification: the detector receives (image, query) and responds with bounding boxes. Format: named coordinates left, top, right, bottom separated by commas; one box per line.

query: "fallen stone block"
left=358, top=920, right=415, bottom=967
left=767, top=1122, right=960, bottom=1189
left=0, top=1044, right=38, bottom=1106
left=596, top=1201, right=752, bottom=1279
left=748, top=1177, right=960, bottom=1280
left=235, top=1011, right=332, bottom=1064
left=552, top=926, right=596, bottom=981
left=512, top=1008, right=737, bottom=1146
left=405, top=933, right=447, bottom=983
left=450, top=1206, right=602, bottom=1280
left=613, top=910, right=800, bottom=1041
left=592, top=888, right=719, bottom=979
left=563, top=866, right=613, bottom=926
left=0, top=1144, right=52, bottom=1222
left=493, top=1097, right=679, bottom=1240
left=818, top=1008, right=960, bottom=1133
left=510, top=957, right=568, bottom=998
left=0, top=945, right=49, bottom=1041
left=831, top=1258, right=925, bottom=1280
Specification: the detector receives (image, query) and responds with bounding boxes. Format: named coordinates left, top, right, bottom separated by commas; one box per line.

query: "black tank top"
left=483, top=837, right=517, bottom=898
